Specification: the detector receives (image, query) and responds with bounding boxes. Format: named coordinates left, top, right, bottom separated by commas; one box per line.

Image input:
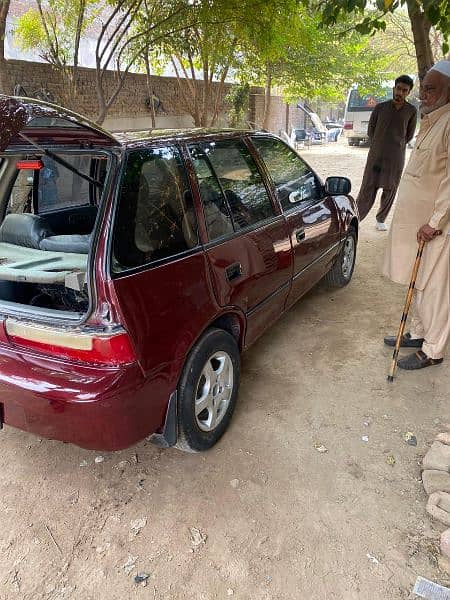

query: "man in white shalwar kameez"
left=383, top=60, right=450, bottom=370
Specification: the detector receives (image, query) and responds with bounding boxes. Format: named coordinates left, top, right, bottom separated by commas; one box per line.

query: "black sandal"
left=384, top=332, right=424, bottom=348
left=397, top=350, right=443, bottom=370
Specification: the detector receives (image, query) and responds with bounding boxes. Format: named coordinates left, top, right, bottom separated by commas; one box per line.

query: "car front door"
left=250, top=136, right=341, bottom=307
left=187, top=137, right=292, bottom=347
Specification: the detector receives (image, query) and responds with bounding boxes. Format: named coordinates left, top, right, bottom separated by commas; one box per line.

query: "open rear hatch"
left=0, top=95, right=119, bottom=151
left=0, top=96, right=119, bottom=318
left=0, top=97, right=137, bottom=366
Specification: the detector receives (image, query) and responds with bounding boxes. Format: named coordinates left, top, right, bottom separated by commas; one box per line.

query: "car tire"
left=175, top=328, right=240, bottom=452
left=324, top=226, right=357, bottom=288
left=347, top=139, right=356, bottom=147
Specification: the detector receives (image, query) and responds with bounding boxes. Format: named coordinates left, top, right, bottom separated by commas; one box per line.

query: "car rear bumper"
left=0, top=345, right=172, bottom=450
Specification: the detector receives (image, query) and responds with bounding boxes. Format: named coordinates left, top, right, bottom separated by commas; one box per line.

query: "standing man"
left=383, top=60, right=450, bottom=370
left=357, top=75, right=417, bottom=230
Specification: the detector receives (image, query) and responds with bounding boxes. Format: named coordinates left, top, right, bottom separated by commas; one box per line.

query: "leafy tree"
left=306, top=0, right=450, bottom=78
left=155, top=0, right=298, bottom=127
left=14, top=0, right=193, bottom=123
left=155, top=0, right=240, bottom=127
left=239, top=7, right=391, bottom=129
left=128, top=0, right=196, bottom=127
left=14, top=0, right=97, bottom=109
left=93, top=0, right=192, bottom=124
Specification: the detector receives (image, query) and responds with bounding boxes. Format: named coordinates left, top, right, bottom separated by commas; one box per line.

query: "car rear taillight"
left=16, top=160, right=44, bottom=170
left=344, top=122, right=353, bottom=130
left=4, top=320, right=136, bottom=366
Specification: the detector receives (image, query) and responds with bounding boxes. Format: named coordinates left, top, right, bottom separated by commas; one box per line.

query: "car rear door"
left=187, top=137, right=292, bottom=347
left=250, top=135, right=341, bottom=307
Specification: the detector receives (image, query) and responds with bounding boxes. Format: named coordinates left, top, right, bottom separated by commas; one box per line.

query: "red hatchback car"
left=0, top=96, right=358, bottom=452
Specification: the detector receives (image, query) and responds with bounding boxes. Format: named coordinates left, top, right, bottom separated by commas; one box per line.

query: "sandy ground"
left=1, top=141, right=449, bottom=600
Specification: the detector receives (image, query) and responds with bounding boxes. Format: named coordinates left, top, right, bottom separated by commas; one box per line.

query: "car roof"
left=115, top=128, right=259, bottom=148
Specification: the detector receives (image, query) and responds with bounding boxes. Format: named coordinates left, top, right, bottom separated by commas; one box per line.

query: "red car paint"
left=0, top=97, right=358, bottom=450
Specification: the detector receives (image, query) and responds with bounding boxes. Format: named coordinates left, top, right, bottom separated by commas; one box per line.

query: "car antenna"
left=17, top=132, right=103, bottom=189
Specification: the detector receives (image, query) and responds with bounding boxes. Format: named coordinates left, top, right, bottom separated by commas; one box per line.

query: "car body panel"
left=205, top=218, right=292, bottom=347
left=284, top=197, right=341, bottom=307
left=0, top=97, right=358, bottom=449
left=111, top=252, right=220, bottom=377
left=0, top=343, right=159, bottom=450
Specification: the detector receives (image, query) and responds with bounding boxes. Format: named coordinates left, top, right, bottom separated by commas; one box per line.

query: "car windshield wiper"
left=18, top=132, right=103, bottom=189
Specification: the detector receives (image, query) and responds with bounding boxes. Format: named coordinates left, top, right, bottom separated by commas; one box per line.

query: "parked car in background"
left=0, top=96, right=358, bottom=452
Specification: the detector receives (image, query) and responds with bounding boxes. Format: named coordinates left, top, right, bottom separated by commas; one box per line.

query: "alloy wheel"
left=195, top=351, right=234, bottom=432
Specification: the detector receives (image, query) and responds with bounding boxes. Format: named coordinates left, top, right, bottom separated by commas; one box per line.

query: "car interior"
left=0, top=152, right=107, bottom=312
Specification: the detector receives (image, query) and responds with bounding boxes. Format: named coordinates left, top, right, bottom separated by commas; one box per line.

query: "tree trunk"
left=406, top=0, right=434, bottom=79
left=262, top=64, right=272, bottom=131
left=0, top=0, right=11, bottom=94
left=144, top=52, right=156, bottom=128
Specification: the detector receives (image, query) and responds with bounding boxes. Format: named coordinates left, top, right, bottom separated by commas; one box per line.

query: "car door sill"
left=292, top=241, right=341, bottom=282
left=246, top=280, right=291, bottom=318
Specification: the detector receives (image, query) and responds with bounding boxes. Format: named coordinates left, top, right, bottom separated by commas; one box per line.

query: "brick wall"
left=3, top=58, right=312, bottom=134
left=250, top=93, right=312, bottom=136
left=5, top=59, right=230, bottom=130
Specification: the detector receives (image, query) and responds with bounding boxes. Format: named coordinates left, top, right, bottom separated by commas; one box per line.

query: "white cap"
left=429, top=60, right=450, bottom=78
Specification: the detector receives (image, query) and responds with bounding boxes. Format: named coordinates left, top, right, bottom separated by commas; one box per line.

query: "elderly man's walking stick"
left=387, top=240, right=426, bottom=382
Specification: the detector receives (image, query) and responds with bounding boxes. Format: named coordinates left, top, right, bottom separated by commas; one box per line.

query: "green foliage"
left=14, top=9, right=46, bottom=53
left=14, top=0, right=98, bottom=67
left=240, top=6, right=392, bottom=104
left=226, top=83, right=250, bottom=127
left=369, top=11, right=418, bottom=75
left=306, top=0, right=450, bottom=54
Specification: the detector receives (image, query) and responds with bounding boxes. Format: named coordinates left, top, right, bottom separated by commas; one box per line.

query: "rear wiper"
left=18, top=132, right=103, bottom=189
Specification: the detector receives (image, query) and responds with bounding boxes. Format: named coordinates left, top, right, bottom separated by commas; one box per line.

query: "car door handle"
left=295, top=228, right=306, bottom=242
left=225, top=262, right=242, bottom=282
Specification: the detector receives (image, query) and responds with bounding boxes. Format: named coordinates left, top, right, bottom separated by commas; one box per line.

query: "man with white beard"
left=383, top=60, right=450, bottom=370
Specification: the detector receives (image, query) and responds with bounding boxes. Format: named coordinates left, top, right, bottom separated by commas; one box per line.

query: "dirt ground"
left=1, top=141, right=449, bottom=600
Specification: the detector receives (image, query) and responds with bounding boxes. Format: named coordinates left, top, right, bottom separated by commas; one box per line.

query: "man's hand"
left=417, top=224, right=442, bottom=243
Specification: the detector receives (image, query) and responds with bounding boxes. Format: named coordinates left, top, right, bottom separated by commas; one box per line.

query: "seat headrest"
left=0, top=214, right=53, bottom=249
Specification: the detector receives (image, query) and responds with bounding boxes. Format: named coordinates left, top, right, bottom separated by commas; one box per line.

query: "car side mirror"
left=325, top=176, right=351, bottom=195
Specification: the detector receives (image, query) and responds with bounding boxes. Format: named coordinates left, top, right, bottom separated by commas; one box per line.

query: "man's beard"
left=421, top=88, right=449, bottom=114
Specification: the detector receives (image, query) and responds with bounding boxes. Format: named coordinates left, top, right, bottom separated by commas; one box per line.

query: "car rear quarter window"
left=189, top=138, right=276, bottom=240
left=251, top=137, right=321, bottom=211
left=112, top=146, right=198, bottom=272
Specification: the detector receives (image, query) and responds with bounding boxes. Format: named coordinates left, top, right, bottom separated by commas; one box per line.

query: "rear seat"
left=40, top=234, right=90, bottom=254
left=0, top=213, right=53, bottom=249
left=0, top=214, right=90, bottom=254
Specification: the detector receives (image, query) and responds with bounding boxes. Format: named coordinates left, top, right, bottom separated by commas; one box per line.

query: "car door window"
left=112, top=146, right=198, bottom=272
left=188, top=145, right=234, bottom=240
left=189, top=139, right=276, bottom=239
left=251, top=137, right=321, bottom=211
